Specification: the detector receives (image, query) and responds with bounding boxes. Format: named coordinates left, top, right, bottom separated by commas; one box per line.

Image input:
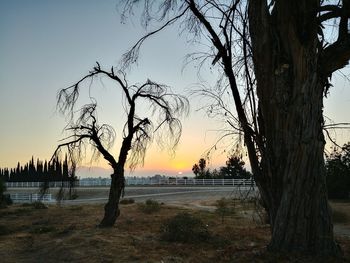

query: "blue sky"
left=0, top=0, right=222, bottom=177
left=0, top=0, right=349, bottom=177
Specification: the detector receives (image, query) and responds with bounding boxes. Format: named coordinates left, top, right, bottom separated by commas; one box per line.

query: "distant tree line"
left=190, top=143, right=350, bottom=199
left=192, top=155, right=252, bottom=179
left=0, top=156, right=74, bottom=182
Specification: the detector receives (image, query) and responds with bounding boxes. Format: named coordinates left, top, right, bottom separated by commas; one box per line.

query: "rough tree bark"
left=248, top=0, right=341, bottom=254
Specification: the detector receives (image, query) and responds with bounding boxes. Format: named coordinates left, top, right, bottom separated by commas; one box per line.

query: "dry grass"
left=0, top=201, right=349, bottom=263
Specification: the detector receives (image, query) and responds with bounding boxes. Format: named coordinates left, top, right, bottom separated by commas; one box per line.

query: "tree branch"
left=320, top=36, right=350, bottom=76
left=120, top=6, right=189, bottom=70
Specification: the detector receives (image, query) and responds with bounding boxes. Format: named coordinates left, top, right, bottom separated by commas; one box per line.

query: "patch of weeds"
left=215, top=198, right=235, bottom=223
left=250, top=196, right=269, bottom=225
left=57, top=224, right=76, bottom=235
left=138, top=199, right=161, bottom=214
left=70, top=193, right=78, bottom=200
left=32, top=201, right=48, bottom=209
left=333, top=209, right=349, bottom=223
left=120, top=198, right=135, bottom=205
left=161, top=212, right=210, bottom=243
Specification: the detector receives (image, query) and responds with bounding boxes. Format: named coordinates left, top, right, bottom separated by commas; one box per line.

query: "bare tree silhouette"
left=52, top=62, right=188, bottom=227
left=121, top=0, right=350, bottom=256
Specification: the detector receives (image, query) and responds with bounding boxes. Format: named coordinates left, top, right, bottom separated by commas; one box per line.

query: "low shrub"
left=120, top=198, right=135, bottom=205
left=57, top=224, right=76, bottom=235
left=32, top=201, right=48, bottom=209
left=70, top=193, right=79, bottom=200
left=138, top=199, right=161, bottom=214
left=161, top=212, right=210, bottom=243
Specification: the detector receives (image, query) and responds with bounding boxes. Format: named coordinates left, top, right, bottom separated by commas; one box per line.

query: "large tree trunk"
left=99, top=166, right=125, bottom=227
left=262, top=78, right=339, bottom=253
left=247, top=1, right=342, bottom=256
left=257, top=52, right=341, bottom=255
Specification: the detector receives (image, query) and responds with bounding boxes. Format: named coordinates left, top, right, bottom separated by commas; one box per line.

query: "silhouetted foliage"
left=0, top=177, right=11, bottom=208
left=53, top=62, right=188, bottom=227
left=192, top=158, right=210, bottom=178
left=218, top=155, right=251, bottom=179
left=0, top=177, right=5, bottom=196
left=0, top=155, right=73, bottom=183
left=192, top=155, right=251, bottom=179
left=326, top=142, right=350, bottom=199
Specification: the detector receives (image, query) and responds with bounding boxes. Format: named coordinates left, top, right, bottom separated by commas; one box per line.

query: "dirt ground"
left=0, top=199, right=349, bottom=263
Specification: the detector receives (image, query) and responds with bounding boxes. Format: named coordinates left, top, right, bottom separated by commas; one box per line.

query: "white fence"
left=125, top=178, right=255, bottom=186
left=6, top=181, right=73, bottom=188
left=9, top=193, right=54, bottom=203
left=6, top=178, right=255, bottom=188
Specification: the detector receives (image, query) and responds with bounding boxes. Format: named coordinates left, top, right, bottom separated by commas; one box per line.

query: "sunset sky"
left=1, top=0, right=349, bottom=178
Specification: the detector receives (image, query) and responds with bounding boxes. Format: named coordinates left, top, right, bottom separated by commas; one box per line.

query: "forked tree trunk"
left=99, top=167, right=125, bottom=227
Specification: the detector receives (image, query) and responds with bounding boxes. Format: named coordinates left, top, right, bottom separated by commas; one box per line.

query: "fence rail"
left=6, top=178, right=255, bottom=188
left=9, top=193, right=53, bottom=203
left=5, top=181, right=74, bottom=188
left=125, top=178, right=255, bottom=187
